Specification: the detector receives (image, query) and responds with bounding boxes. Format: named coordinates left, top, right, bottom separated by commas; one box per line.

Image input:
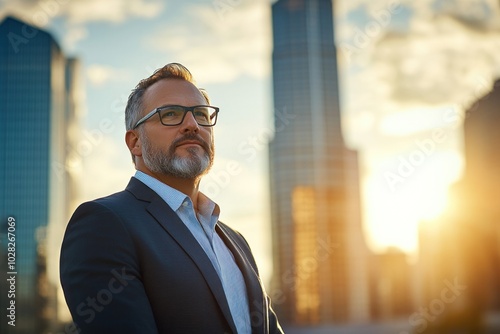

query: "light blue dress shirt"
left=134, top=171, right=251, bottom=333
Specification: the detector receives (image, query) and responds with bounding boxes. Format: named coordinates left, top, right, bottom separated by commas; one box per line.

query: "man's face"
left=137, top=78, right=214, bottom=179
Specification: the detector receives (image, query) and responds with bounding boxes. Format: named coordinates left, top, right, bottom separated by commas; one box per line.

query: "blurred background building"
left=368, top=247, right=416, bottom=320
left=417, top=79, right=500, bottom=333
left=269, top=0, right=370, bottom=325
left=0, top=16, right=80, bottom=334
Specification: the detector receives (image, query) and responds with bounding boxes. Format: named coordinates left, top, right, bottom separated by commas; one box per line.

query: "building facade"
left=416, top=79, right=500, bottom=333
left=269, top=0, right=370, bottom=325
left=0, top=16, right=80, bottom=333
left=368, top=248, right=415, bottom=320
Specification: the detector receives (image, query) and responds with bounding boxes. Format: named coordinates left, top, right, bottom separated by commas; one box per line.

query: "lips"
left=173, top=134, right=211, bottom=153
left=176, top=140, right=203, bottom=147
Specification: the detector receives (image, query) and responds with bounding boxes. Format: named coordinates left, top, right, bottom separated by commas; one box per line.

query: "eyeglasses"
left=133, top=105, right=219, bottom=129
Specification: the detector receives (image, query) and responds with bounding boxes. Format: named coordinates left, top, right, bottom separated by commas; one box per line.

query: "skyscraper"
left=0, top=16, right=80, bottom=333
left=417, top=79, right=500, bottom=331
left=269, top=0, right=370, bottom=325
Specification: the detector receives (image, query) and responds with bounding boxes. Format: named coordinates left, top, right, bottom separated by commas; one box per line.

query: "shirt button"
left=182, top=201, right=189, bottom=207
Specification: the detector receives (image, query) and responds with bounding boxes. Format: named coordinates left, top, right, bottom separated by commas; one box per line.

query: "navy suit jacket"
left=60, top=178, right=283, bottom=334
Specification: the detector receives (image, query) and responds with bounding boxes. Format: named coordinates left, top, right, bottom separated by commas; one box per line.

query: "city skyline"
left=2, top=1, right=500, bottom=332
left=1, top=1, right=499, bottom=271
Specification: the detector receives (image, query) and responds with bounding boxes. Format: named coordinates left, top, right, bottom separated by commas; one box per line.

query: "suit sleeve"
left=60, top=201, right=158, bottom=334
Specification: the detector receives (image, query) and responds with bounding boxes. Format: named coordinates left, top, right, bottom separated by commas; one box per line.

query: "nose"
left=180, top=110, right=200, bottom=133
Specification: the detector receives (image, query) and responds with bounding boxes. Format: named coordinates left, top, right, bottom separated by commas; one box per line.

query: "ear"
left=125, top=129, right=142, bottom=158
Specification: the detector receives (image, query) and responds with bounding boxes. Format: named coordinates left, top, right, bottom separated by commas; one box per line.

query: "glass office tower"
left=269, top=0, right=370, bottom=324
left=0, top=16, right=80, bottom=333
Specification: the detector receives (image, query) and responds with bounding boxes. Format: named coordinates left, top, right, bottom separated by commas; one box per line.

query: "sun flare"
left=364, top=152, right=462, bottom=254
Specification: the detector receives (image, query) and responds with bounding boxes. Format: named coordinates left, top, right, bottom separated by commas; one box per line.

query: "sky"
left=2, top=0, right=500, bottom=286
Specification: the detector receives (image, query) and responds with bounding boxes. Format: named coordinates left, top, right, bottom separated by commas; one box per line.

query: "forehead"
left=142, top=78, right=206, bottom=113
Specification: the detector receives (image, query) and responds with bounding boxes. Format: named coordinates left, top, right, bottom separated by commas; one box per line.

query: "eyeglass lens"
left=159, top=106, right=217, bottom=126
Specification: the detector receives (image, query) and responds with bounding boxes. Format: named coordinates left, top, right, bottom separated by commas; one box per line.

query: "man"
left=60, top=63, right=283, bottom=334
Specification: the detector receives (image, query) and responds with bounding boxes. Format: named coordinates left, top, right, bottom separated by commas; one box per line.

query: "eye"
left=160, top=107, right=184, bottom=118
left=194, top=110, right=210, bottom=120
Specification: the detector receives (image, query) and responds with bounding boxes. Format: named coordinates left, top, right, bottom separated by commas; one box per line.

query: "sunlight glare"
left=364, top=151, right=460, bottom=254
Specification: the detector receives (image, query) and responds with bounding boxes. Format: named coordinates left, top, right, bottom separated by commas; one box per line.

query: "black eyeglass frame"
left=132, top=105, right=219, bottom=129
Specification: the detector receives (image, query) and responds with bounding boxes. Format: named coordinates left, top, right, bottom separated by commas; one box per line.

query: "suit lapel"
left=216, top=223, right=268, bottom=334
left=126, top=179, right=238, bottom=334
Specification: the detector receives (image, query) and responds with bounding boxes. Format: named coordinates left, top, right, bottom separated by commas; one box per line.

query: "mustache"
left=171, top=133, right=212, bottom=154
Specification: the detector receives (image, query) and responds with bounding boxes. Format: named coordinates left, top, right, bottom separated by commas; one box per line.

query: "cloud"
left=63, top=0, right=164, bottom=24
left=87, top=64, right=132, bottom=86
left=145, top=0, right=271, bottom=84
left=432, top=0, right=500, bottom=30
left=62, top=24, right=88, bottom=50
left=378, top=106, right=451, bottom=136
left=340, top=0, right=500, bottom=149
left=0, top=0, right=165, bottom=51
left=0, top=0, right=164, bottom=25
left=335, top=0, right=414, bottom=44
left=379, top=26, right=499, bottom=106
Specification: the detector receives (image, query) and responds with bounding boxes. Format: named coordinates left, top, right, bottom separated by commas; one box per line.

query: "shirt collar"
left=134, top=170, right=220, bottom=221
left=134, top=170, right=186, bottom=211
left=197, top=191, right=220, bottom=219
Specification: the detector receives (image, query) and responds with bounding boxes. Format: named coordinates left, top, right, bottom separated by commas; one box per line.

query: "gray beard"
left=141, top=133, right=213, bottom=179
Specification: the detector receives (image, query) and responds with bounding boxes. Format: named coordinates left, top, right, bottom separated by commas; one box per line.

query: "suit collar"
left=217, top=224, right=268, bottom=334
left=125, top=177, right=160, bottom=203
